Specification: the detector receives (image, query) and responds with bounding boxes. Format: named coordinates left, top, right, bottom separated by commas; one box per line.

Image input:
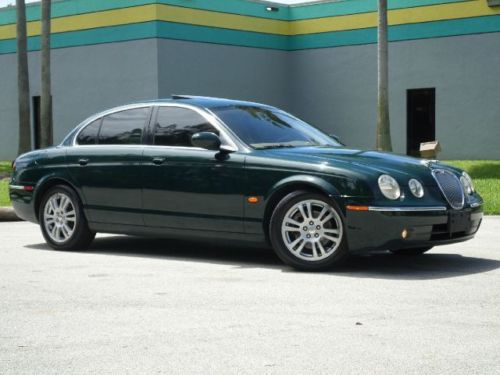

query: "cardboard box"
left=420, top=140, right=441, bottom=159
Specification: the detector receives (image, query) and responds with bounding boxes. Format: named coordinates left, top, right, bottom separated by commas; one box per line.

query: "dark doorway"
left=32, top=96, right=41, bottom=149
left=407, top=88, right=435, bottom=156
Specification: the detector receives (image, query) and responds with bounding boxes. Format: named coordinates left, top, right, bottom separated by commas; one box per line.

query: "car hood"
left=261, top=146, right=453, bottom=185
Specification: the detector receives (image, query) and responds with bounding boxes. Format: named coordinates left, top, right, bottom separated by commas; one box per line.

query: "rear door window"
left=99, top=107, right=150, bottom=145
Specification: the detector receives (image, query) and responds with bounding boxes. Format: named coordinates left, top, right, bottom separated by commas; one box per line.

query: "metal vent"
left=432, top=169, right=465, bottom=210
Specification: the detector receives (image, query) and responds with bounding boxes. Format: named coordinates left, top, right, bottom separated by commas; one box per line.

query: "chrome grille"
left=431, top=169, right=465, bottom=210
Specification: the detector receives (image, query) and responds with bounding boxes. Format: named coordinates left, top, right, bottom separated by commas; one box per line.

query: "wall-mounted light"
left=265, top=6, right=279, bottom=12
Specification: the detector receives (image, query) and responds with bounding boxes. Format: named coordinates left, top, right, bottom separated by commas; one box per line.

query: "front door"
left=142, top=106, right=245, bottom=233
left=67, top=106, right=152, bottom=225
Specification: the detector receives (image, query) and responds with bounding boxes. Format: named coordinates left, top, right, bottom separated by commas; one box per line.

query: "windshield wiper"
left=253, top=143, right=298, bottom=150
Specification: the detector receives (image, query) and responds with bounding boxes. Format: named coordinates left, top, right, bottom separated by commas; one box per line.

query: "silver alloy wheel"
left=43, top=192, right=77, bottom=243
left=281, top=199, right=343, bottom=261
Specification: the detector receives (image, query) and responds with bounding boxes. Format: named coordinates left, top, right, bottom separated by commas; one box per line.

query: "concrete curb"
left=0, top=207, right=22, bottom=222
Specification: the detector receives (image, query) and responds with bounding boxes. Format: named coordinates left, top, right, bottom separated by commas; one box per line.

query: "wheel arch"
left=34, top=175, right=83, bottom=220
left=262, top=175, right=344, bottom=241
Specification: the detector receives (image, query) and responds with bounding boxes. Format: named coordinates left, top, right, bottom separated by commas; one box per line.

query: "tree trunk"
left=16, top=0, right=31, bottom=155
left=40, top=0, right=53, bottom=148
left=376, top=0, right=392, bottom=152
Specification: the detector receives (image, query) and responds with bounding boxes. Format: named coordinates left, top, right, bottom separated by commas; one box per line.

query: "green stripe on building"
left=0, top=20, right=289, bottom=54
left=289, top=0, right=472, bottom=20
left=1, top=0, right=499, bottom=54
left=0, top=0, right=289, bottom=27
left=290, top=14, right=500, bottom=49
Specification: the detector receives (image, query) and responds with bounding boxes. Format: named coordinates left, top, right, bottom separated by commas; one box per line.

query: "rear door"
left=67, top=106, right=152, bottom=225
left=142, top=105, right=245, bottom=232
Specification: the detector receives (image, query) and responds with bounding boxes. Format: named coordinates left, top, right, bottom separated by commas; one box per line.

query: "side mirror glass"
left=191, top=132, right=221, bottom=151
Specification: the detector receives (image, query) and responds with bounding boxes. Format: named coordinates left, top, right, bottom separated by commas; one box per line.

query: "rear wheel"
left=269, top=191, right=348, bottom=271
left=39, top=185, right=95, bottom=250
left=390, top=246, right=433, bottom=255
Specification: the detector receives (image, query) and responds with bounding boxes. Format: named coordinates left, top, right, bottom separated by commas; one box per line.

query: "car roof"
left=137, top=95, right=276, bottom=110
left=61, top=95, right=277, bottom=147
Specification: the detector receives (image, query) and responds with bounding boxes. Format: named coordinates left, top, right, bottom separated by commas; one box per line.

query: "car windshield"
left=211, top=105, right=340, bottom=149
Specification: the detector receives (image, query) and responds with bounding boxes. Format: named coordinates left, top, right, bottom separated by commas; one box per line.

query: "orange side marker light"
left=346, top=205, right=369, bottom=211
left=247, top=196, right=259, bottom=204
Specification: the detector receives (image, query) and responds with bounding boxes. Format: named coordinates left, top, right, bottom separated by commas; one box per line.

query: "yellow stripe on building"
left=0, top=4, right=289, bottom=41
left=290, top=0, right=500, bottom=35
left=0, top=4, right=157, bottom=40
left=155, top=4, right=289, bottom=35
left=1, top=0, right=499, bottom=41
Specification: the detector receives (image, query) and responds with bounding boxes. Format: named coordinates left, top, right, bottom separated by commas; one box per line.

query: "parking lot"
left=1, top=218, right=499, bottom=374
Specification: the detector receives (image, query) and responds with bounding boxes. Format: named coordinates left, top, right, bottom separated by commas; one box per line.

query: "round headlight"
left=378, top=174, right=401, bottom=200
left=460, top=172, right=474, bottom=195
left=408, top=179, right=424, bottom=198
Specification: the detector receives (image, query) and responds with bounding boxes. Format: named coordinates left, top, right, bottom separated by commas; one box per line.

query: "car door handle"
left=152, top=157, right=166, bottom=165
left=78, top=158, right=89, bottom=166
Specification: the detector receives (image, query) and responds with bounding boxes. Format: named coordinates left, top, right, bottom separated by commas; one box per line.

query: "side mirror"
left=329, top=134, right=345, bottom=146
left=192, top=132, right=221, bottom=151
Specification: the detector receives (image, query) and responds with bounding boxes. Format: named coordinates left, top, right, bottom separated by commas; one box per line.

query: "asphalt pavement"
left=0, top=218, right=499, bottom=374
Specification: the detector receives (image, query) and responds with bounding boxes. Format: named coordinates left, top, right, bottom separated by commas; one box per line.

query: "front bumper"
left=346, top=205, right=483, bottom=253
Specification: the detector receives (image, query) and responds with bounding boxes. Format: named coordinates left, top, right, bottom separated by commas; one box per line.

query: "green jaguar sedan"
left=10, top=96, right=483, bottom=271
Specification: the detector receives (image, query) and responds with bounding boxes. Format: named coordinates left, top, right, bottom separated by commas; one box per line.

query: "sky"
left=0, top=0, right=320, bottom=8
left=0, top=0, right=35, bottom=7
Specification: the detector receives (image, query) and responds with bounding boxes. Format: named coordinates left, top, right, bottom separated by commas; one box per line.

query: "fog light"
left=401, top=229, right=408, bottom=239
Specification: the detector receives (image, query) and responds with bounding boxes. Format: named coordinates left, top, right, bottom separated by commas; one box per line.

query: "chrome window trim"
left=368, top=206, right=447, bottom=212
left=72, top=102, right=242, bottom=151
left=204, top=107, right=254, bottom=151
left=68, top=144, right=209, bottom=151
left=72, top=103, right=152, bottom=147
left=154, top=102, right=241, bottom=151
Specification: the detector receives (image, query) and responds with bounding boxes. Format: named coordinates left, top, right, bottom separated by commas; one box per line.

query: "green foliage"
left=0, top=161, right=12, bottom=175
left=0, top=180, right=9, bottom=207
left=444, top=160, right=500, bottom=215
left=0, top=161, right=12, bottom=207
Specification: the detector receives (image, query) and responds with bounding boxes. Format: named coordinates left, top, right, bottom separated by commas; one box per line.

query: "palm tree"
left=40, top=0, right=53, bottom=148
left=16, top=0, right=31, bottom=155
left=376, top=0, right=392, bottom=151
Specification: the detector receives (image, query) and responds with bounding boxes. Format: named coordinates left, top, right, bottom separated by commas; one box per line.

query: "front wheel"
left=389, top=246, right=433, bottom=255
left=39, top=185, right=95, bottom=250
left=269, top=191, right=348, bottom=271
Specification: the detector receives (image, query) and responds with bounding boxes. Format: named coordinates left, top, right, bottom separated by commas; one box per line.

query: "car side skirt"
left=87, top=221, right=268, bottom=245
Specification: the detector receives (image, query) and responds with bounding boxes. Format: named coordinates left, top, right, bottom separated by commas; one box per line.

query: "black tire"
left=269, top=190, right=349, bottom=271
left=389, top=246, right=433, bottom=255
left=39, top=184, right=95, bottom=250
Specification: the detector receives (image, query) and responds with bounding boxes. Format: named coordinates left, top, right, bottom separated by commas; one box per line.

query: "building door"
left=32, top=96, right=41, bottom=149
left=407, top=88, right=435, bottom=156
